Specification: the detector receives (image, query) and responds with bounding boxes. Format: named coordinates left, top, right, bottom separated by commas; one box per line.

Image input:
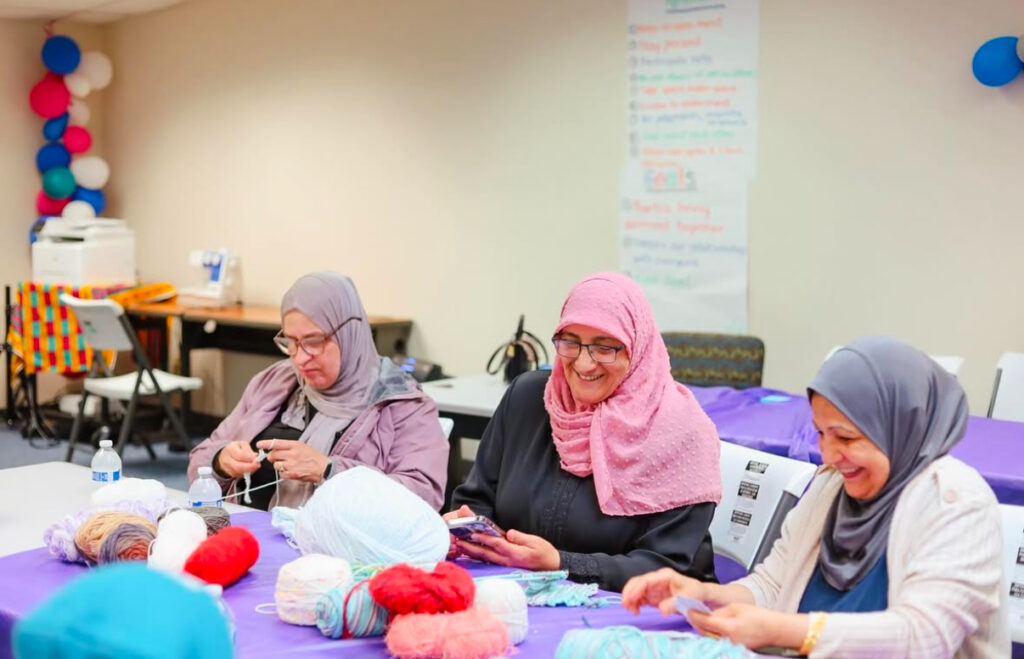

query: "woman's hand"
left=215, top=441, right=261, bottom=479
left=256, top=439, right=330, bottom=483
left=454, top=528, right=560, bottom=571
left=689, top=604, right=807, bottom=651
left=621, top=567, right=714, bottom=615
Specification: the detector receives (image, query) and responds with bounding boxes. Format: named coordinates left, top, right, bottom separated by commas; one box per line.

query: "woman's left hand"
left=455, top=529, right=561, bottom=571
left=256, top=439, right=330, bottom=483
left=688, top=603, right=805, bottom=651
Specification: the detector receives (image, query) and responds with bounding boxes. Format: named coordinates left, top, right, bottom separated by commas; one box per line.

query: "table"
left=0, top=510, right=709, bottom=658
left=423, top=376, right=1024, bottom=506
left=127, top=302, right=413, bottom=427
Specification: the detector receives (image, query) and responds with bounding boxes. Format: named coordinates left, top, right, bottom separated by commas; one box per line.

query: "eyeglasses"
left=552, top=337, right=625, bottom=364
left=273, top=316, right=362, bottom=357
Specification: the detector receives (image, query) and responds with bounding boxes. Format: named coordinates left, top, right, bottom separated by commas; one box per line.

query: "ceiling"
left=0, top=0, right=187, bottom=23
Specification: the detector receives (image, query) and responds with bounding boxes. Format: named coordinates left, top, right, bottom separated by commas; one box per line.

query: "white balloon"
left=64, top=71, right=91, bottom=98
left=70, top=156, right=110, bottom=189
left=79, top=52, right=113, bottom=90
left=68, top=99, right=90, bottom=126
left=62, top=200, right=96, bottom=219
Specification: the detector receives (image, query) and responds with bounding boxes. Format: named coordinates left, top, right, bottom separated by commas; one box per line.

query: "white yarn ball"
left=275, top=554, right=353, bottom=626
left=148, top=509, right=207, bottom=573
left=291, top=466, right=449, bottom=565
left=91, top=477, right=167, bottom=508
left=473, top=580, right=529, bottom=644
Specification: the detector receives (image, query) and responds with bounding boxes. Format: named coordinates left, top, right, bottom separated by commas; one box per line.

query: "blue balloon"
left=41, top=35, right=81, bottom=75
left=972, top=36, right=1023, bottom=87
left=43, top=113, right=69, bottom=141
left=36, top=142, right=71, bottom=173
left=71, top=186, right=106, bottom=215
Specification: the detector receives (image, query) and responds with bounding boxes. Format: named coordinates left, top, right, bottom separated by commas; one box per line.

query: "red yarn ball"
left=29, top=74, right=70, bottom=118
left=36, top=190, right=70, bottom=215
left=63, top=126, right=92, bottom=154
left=183, top=526, right=259, bottom=587
left=368, top=562, right=475, bottom=616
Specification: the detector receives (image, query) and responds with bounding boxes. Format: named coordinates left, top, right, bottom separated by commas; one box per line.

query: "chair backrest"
left=59, top=294, right=133, bottom=352
left=710, top=441, right=818, bottom=571
left=998, top=504, right=1024, bottom=643
left=662, top=332, right=764, bottom=389
left=990, top=353, right=1024, bottom=423
left=438, top=417, right=454, bottom=440
left=825, top=345, right=964, bottom=377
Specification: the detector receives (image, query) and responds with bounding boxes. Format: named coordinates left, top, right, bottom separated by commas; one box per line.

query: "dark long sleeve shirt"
left=452, top=370, right=717, bottom=592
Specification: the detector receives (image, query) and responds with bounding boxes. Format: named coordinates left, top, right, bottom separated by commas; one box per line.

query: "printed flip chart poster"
left=621, top=0, right=758, bottom=332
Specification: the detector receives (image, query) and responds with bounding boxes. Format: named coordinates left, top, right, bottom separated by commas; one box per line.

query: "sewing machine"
left=31, top=218, right=136, bottom=286
left=177, top=249, right=241, bottom=307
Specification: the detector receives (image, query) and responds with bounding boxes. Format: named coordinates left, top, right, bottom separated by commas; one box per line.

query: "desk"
left=127, top=302, right=413, bottom=428
left=424, top=376, right=1024, bottom=506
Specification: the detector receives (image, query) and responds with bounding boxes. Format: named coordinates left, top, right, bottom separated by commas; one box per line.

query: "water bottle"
left=189, top=466, right=224, bottom=508
left=91, top=434, right=121, bottom=485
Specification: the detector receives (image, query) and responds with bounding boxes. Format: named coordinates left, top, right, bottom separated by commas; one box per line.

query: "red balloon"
left=63, top=126, right=92, bottom=154
left=36, top=190, right=70, bottom=215
left=29, top=76, right=70, bottom=118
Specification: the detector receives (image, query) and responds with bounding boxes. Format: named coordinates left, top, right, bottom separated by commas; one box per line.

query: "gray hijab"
left=808, top=336, right=969, bottom=590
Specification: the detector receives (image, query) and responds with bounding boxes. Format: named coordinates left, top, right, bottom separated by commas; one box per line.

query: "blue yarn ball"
left=43, top=113, right=69, bottom=141
left=71, top=186, right=106, bottom=215
left=972, top=36, right=1023, bottom=87
left=36, top=143, right=71, bottom=173
left=42, top=36, right=81, bottom=75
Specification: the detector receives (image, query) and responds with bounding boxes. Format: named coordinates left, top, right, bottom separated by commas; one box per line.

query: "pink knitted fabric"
left=543, top=272, right=721, bottom=516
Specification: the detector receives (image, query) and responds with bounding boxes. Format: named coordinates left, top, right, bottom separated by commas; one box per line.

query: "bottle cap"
left=98, top=439, right=113, bottom=448
left=198, top=466, right=213, bottom=476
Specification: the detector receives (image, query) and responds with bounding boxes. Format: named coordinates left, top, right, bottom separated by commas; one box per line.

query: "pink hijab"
left=543, top=272, right=721, bottom=516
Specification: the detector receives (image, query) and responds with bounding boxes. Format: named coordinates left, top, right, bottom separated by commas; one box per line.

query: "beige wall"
left=97, top=0, right=1024, bottom=415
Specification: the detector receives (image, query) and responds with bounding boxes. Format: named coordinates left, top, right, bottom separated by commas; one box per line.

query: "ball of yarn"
left=473, top=579, right=528, bottom=645
left=369, top=562, right=475, bottom=616
left=183, top=527, right=260, bottom=587
left=284, top=465, right=449, bottom=565
left=149, top=509, right=208, bottom=573
left=44, top=510, right=91, bottom=562
left=73, top=512, right=156, bottom=564
left=192, top=507, right=231, bottom=536
left=274, top=554, right=353, bottom=626
left=555, top=627, right=755, bottom=658
left=315, top=579, right=389, bottom=639
left=92, top=478, right=168, bottom=510
left=96, top=523, right=156, bottom=564
left=385, top=609, right=509, bottom=659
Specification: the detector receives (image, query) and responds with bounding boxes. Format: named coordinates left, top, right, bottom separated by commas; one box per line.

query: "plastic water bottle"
left=189, top=466, right=224, bottom=508
left=91, top=435, right=121, bottom=485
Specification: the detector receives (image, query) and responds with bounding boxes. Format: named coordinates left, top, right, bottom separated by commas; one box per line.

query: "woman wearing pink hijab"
left=446, top=272, right=721, bottom=591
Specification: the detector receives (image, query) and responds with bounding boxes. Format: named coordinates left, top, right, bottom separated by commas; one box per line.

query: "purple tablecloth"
left=690, top=386, right=1024, bottom=505
left=0, top=511, right=691, bottom=659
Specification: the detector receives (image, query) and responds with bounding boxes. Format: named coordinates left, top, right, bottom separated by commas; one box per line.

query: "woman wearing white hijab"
left=623, top=336, right=1009, bottom=657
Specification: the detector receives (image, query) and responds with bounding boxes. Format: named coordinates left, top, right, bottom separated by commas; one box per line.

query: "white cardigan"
left=734, top=456, right=1009, bottom=658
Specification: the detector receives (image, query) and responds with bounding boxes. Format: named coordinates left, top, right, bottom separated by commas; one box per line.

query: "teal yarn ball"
left=315, top=580, right=389, bottom=639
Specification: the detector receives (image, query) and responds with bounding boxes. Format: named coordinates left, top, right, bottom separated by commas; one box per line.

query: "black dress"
left=451, top=370, right=718, bottom=592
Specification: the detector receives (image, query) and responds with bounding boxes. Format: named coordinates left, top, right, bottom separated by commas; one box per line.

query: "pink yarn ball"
left=63, top=126, right=92, bottom=154
left=385, top=609, right=509, bottom=659
left=29, top=74, right=71, bottom=118
left=36, top=190, right=70, bottom=215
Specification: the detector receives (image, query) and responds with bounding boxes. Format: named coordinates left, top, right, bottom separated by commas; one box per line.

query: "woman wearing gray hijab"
left=622, top=336, right=1008, bottom=657
left=188, top=272, right=448, bottom=510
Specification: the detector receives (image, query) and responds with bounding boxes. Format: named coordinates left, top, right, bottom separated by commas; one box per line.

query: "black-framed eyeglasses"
left=273, top=316, right=363, bottom=357
left=552, top=337, right=625, bottom=364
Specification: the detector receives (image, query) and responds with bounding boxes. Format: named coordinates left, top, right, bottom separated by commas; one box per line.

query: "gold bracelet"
left=798, top=611, right=828, bottom=656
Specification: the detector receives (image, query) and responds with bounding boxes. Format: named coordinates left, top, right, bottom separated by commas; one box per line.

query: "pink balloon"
left=29, top=74, right=70, bottom=118
left=63, top=126, right=92, bottom=154
left=36, top=190, right=70, bottom=215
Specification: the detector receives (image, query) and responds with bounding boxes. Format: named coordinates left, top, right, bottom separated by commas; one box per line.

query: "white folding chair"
left=710, top=441, right=818, bottom=571
left=439, top=417, right=454, bottom=440
left=999, top=504, right=1024, bottom=643
left=60, top=294, right=203, bottom=460
left=825, top=345, right=964, bottom=378
left=989, top=353, right=1024, bottom=422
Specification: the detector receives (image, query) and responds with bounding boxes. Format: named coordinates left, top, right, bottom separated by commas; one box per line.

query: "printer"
left=32, top=218, right=136, bottom=286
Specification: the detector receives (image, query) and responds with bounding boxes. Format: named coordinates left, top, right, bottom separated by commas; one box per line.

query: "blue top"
left=798, top=553, right=889, bottom=613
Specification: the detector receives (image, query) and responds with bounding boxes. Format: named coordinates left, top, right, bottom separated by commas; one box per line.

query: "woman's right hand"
left=621, top=567, right=716, bottom=615
left=214, top=441, right=261, bottom=479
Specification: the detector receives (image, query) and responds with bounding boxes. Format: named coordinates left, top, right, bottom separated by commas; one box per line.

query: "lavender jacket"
left=187, top=359, right=449, bottom=510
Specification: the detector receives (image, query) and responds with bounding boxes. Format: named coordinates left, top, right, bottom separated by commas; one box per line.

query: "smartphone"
left=446, top=515, right=505, bottom=541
